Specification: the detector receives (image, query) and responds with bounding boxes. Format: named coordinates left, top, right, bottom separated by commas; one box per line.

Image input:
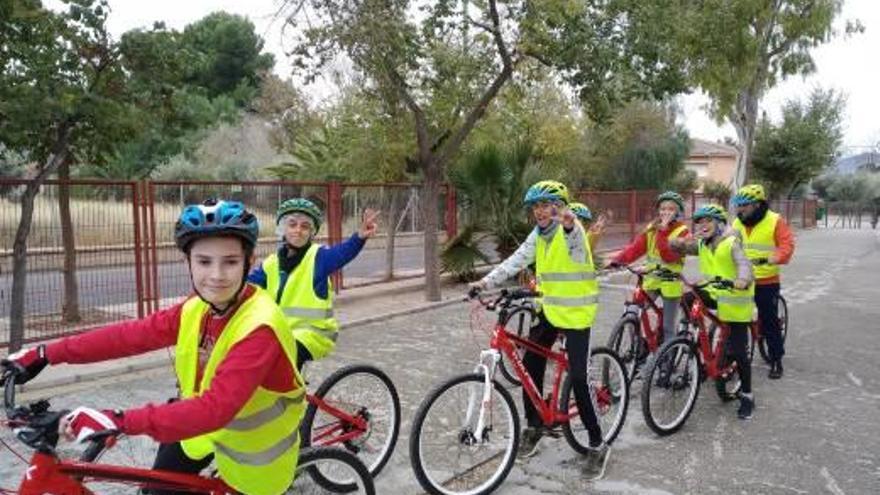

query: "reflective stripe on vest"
left=733, top=211, right=781, bottom=280
left=283, top=307, right=335, bottom=319
left=263, top=245, right=338, bottom=360
left=643, top=224, right=687, bottom=298
left=538, top=271, right=596, bottom=282
left=215, top=429, right=299, bottom=466
left=697, top=237, right=755, bottom=323
left=535, top=226, right=599, bottom=329
left=176, top=290, right=304, bottom=495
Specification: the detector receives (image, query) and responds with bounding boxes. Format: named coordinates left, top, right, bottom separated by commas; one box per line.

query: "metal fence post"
left=629, top=190, right=637, bottom=240
left=132, top=182, right=145, bottom=319
left=328, top=182, right=344, bottom=292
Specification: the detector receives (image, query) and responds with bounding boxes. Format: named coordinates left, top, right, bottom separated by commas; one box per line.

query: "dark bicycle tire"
left=301, top=364, right=400, bottom=491
left=758, top=294, right=788, bottom=364
left=641, top=337, right=701, bottom=436
left=498, top=305, right=539, bottom=386
left=606, top=314, right=644, bottom=381
left=560, top=347, right=630, bottom=453
left=294, top=447, right=376, bottom=494
left=409, top=373, right=520, bottom=495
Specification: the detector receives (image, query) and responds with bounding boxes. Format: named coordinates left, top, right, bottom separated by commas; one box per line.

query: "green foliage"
left=181, top=12, right=275, bottom=102
left=702, top=180, right=733, bottom=206
left=752, top=88, right=845, bottom=198
left=588, top=101, right=690, bottom=190
left=442, top=142, right=537, bottom=278
left=669, top=169, right=700, bottom=195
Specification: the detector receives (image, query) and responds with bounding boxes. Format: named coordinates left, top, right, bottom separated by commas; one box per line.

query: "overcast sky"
left=66, top=0, right=880, bottom=153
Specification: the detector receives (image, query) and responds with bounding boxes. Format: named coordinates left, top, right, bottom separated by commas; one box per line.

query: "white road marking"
left=807, top=387, right=841, bottom=398
left=713, top=416, right=727, bottom=460
left=820, top=466, right=846, bottom=495
left=847, top=372, right=863, bottom=387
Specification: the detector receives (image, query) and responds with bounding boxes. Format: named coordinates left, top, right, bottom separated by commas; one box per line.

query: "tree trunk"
left=382, top=188, right=404, bottom=281
left=9, top=125, right=71, bottom=351
left=422, top=160, right=443, bottom=301
left=730, top=88, right=761, bottom=192
left=58, top=158, right=81, bottom=323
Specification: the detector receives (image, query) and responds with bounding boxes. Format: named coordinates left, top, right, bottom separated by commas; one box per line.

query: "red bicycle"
left=640, top=278, right=757, bottom=436
left=0, top=366, right=375, bottom=494
left=606, top=264, right=691, bottom=380
left=408, top=288, right=630, bottom=495
left=299, top=364, right=400, bottom=491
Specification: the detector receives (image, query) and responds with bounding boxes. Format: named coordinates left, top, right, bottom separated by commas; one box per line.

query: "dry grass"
left=0, top=196, right=281, bottom=250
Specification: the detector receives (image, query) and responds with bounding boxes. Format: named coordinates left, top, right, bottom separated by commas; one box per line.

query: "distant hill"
left=834, top=152, right=880, bottom=174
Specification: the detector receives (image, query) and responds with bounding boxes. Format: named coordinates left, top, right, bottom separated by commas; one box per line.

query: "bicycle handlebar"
left=468, top=287, right=540, bottom=310
left=752, top=258, right=774, bottom=266
left=3, top=365, right=114, bottom=460
left=610, top=263, right=680, bottom=282
left=690, top=277, right=736, bottom=290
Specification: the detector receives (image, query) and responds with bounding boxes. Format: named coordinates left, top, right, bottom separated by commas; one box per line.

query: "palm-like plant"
left=442, top=141, right=538, bottom=280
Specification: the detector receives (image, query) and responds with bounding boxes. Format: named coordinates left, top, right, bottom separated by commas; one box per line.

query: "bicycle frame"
left=487, top=319, right=574, bottom=427
left=306, top=393, right=369, bottom=446
left=685, top=289, right=758, bottom=381
left=626, top=278, right=665, bottom=353
left=12, top=448, right=232, bottom=494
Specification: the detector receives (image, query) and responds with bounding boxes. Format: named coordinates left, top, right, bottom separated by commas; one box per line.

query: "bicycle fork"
left=464, top=350, right=500, bottom=444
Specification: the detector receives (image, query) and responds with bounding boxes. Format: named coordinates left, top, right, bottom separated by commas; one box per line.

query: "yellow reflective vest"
left=535, top=226, right=599, bottom=329
left=176, top=288, right=305, bottom=495
left=733, top=211, right=781, bottom=280
left=263, top=244, right=338, bottom=360
left=643, top=224, right=688, bottom=298
left=697, top=236, right=755, bottom=323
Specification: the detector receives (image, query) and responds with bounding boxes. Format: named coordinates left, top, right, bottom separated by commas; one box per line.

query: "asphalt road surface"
left=1, top=227, right=877, bottom=494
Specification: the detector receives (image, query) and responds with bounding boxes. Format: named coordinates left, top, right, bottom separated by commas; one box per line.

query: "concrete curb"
left=19, top=296, right=467, bottom=394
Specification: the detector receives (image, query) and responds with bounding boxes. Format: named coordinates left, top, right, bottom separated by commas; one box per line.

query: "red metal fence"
left=0, top=179, right=817, bottom=347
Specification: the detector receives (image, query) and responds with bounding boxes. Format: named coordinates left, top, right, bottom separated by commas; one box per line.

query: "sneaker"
left=768, top=360, right=783, bottom=379
left=737, top=395, right=755, bottom=420
left=581, top=443, right=611, bottom=481
left=517, top=427, right=543, bottom=458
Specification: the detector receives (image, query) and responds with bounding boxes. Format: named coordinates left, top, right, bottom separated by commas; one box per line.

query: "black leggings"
left=521, top=313, right=603, bottom=447
left=684, top=289, right=752, bottom=395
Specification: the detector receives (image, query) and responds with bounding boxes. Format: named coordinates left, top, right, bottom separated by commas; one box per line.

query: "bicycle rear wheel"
left=560, top=347, right=630, bottom=453
left=498, top=306, right=538, bottom=386
left=290, top=447, right=375, bottom=494
left=640, top=337, right=701, bottom=436
left=301, top=364, right=400, bottom=491
left=409, top=373, right=519, bottom=495
left=606, top=314, right=644, bottom=381
left=758, top=294, right=788, bottom=364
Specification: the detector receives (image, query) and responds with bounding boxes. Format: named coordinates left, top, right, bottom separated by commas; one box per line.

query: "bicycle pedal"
left=543, top=427, right=563, bottom=439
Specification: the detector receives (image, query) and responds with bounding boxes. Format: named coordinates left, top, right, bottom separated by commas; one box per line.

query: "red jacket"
left=46, top=286, right=297, bottom=443
left=613, top=221, right=689, bottom=266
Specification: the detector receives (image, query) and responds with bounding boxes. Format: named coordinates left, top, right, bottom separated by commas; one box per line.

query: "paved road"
left=2, top=228, right=877, bottom=494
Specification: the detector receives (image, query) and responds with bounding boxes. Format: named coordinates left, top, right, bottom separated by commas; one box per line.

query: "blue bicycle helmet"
left=523, top=180, right=570, bottom=206
left=174, top=199, right=260, bottom=252
left=569, top=202, right=593, bottom=222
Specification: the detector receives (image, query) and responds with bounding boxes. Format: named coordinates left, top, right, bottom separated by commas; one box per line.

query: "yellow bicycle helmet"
left=733, top=184, right=766, bottom=206
left=523, top=180, right=570, bottom=206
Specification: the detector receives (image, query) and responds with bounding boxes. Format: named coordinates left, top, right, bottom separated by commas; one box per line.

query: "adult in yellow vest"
left=249, top=198, right=379, bottom=367
left=469, top=180, right=608, bottom=476
left=733, top=184, right=796, bottom=379
left=608, top=191, right=690, bottom=345
left=670, top=204, right=757, bottom=420
left=3, top=200, right=306, bottom=495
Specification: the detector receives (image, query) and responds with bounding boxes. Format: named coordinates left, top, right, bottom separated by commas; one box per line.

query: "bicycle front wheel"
left=640, top=337, right=701, bottom=436
left=498, top=306, right=538, bottom=386
left=301, top=364, right=400, bottom=490
left=606, top=314, right=643, bottom=381
left=409, top=373, right=519, bottom=495
left=560, top=346, right=630, bottom=453
left=290, top=447, right=375, bottom=495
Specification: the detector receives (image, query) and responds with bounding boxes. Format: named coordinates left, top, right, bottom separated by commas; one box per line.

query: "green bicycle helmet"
left=569, top=202, right=593, bottom=222
left=523, top=180, right=570, bottom=206
left=276, top=198, right=323, bottom=230
left=656, top=191, right=685, bottom=213
left=692, top=204, right=728, bottom=223
left=733, top=184, right=766, bottom=206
